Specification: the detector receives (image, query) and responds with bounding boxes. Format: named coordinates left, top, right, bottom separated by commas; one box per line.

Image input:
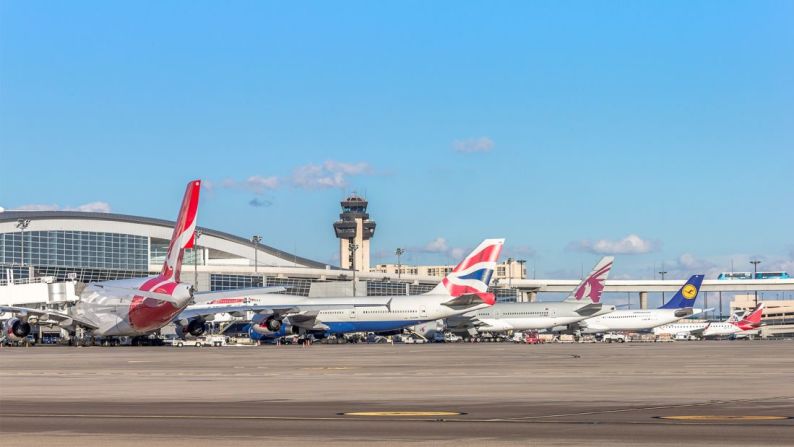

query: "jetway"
left=0, top=275, right=79, bottom=307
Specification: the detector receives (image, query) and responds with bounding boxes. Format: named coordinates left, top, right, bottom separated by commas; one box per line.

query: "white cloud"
left=423, top=237, right=449, bottom=253
left=14, top=202, right=112, bottom=213
left=69, top=201, right=112, bottom=213
left=291, top=161, right=372, bottom=189
left=244, top=176, right=280, bottom=193
left=453, top=137, right=494, bottom=153
left=570, top=234, right=658, bottom=255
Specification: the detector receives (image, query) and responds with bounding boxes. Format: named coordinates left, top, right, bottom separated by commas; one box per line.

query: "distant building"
left=730, top=294, right=794, bottom=337
left=372, top=259, right=527, bottom=284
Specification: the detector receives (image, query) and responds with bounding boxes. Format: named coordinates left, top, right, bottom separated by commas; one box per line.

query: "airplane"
left=248, top=238, right=505, bottom=341
left=577, top=274, right=706, bottom=333
left=442, top=256, right=617, bottom=336
left=1, top=180, right=386, bottom=344
left=653, top=302, right=765, bottom=339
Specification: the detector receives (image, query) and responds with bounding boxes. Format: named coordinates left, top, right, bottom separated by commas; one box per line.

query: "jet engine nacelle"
left=4, top=318, right=31, bottom=342
left=251, top=321, right=298, bottom=337
left=176, top=318, right=207, bottom=338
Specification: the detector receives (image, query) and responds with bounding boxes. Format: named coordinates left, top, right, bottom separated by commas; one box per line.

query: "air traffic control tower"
left=333, top=194, right=376, bottom=271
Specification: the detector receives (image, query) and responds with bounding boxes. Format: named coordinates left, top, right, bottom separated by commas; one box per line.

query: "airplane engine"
left=251, top=321, right=298, bottom=337
left=176, top=318, right=207, bottom=338
left=4, top=318, right=31, bottom=342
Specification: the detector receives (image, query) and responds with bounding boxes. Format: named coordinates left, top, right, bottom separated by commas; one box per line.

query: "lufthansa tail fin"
left=161, top=180, right=201, bottom=282
left=425, top=238, right=504, bottom=306
left=563, top=256, right=614, bottom=303
left=658, top=275, right=704, bottom=310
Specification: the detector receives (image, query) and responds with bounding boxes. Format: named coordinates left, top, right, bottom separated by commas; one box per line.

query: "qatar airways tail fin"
left=425, top=238, right=504, bottom=306
left=658, top=275, right=704, bottom=309
left=161, top=180, right=201, bottom=282
left=734, top=302, right=765, bottom=330
left=564, top=256, right=614, bottom=304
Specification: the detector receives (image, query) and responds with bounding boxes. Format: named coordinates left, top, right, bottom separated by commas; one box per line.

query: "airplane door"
left=420, top=305, right=427, bottom=318
left=348, top=309, right=356, bottom=319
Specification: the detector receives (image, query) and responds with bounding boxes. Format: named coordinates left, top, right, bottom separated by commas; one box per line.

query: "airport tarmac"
left=1, top=341, right=793, bottom=446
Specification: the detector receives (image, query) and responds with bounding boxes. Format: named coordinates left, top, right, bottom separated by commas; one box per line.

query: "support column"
left=639, top=291, right=648, bottom=309
left=529, top=291, right=538, bottom=303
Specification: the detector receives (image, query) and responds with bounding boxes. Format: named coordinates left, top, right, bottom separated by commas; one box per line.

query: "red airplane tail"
left=734, top=302, right=765, bottom=331
left=161, top=180, right=201, bottom=282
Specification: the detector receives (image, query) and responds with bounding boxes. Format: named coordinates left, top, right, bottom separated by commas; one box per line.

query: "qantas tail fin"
left=161, top=180, right=201, bottom=282
left=425, top=238, right=504, bottom=306
left=564, top=256, right=614, bottom=303
left=658, top=275, right=704, bottom=309
left=734, top=302, right=765, bottom=330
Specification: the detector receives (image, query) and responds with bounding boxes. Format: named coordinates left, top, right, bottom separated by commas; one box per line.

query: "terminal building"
left=0, top=200, right=520, bottom=306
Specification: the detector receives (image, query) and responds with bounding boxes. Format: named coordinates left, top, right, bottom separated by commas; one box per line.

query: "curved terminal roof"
left=0, top=210, right=330, bottom=269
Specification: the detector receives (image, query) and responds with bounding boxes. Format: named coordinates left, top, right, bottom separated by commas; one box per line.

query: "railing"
left=0, top=276, right=54, bottom=287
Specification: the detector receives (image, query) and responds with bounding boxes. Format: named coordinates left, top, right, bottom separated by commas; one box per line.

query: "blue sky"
left=1, top=1, right=793, bottom=289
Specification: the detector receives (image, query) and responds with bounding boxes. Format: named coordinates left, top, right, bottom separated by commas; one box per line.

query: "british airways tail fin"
left=161, top=180, right=201, bottom=282
left=564, top=256, right=614, bottom=303
left=658, top=275, right=704, bottom=309
left=425, top=238, right=504, bottom=306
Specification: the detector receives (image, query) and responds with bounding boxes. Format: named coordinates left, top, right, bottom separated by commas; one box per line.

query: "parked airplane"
left=1, top=180, right=385, bottom=343
left=248, top=238, right=505, bottom=341
left=443, top=256, right=617, bottom=336
left=577, top=274, right=705, bottom=333
left=653, top=302, right=765, bottom=339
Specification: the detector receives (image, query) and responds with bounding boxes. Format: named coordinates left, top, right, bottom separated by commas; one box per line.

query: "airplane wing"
left=176, top=297, right=392, bottom=322
left=191, top=287, right=287, bottom=303
left=0, top=306, right=99, bottom=330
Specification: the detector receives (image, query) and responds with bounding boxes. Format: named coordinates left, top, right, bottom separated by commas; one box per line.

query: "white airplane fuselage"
left=581, top=308, right=702, bottom=333
left=251, top=293, right=493, bottom=337
left=455, top=302, right=616, bottom=333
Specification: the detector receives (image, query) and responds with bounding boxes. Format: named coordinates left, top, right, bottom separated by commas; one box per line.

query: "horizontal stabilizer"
left=442, top=292, right=496, bottom=308
left=574, top=303, right=605, bottom=316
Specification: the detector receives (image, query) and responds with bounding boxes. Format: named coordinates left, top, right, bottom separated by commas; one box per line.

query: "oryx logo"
left=682, top=283, right=698, bottom=300
left=573, top=260, right=613, bottom=303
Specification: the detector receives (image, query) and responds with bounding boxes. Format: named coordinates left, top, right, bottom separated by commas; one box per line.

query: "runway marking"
left=302, top=367, right=353, bottom=370
left=659, top=415, right=791, bottom=421
left=341, top=411, right=464, bottom=417
left=490, top=396, right=794, bottom=422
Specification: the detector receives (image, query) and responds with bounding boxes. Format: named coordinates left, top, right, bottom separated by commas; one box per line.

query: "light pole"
left=16, top=218, right=30, bottom=268
left=349, top=242, right=359, bottom=296
left=252, top=235, right=262, bottom=274
left=507, top=258, right=514, bottom=289
left=395, top=248, right=405, bottom=279
left=750, top=259, right=761, bottom=307
left=193, top=229, right=203, bottom=290
left=658, top=268, right=668, bottom=306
